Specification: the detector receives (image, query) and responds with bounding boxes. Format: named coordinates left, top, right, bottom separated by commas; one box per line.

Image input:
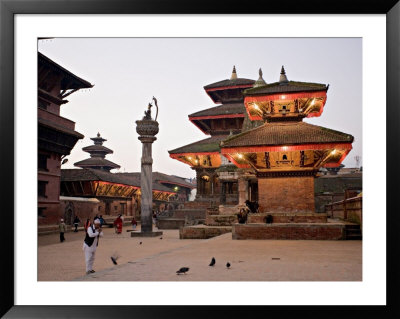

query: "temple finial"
left=253, top=67, right=267, bottom=88
left=230, top=65, right=237, bottom=80
left=279, top=65, right=289, bottom=83
left=97, top=132, right=100, bottom=137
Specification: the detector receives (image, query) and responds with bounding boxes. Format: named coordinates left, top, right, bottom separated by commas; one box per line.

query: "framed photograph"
left=1, top=0, right=399, bottom=318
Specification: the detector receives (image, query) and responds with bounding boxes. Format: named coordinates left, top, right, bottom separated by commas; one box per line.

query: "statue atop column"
left=143, top=97, right=159, bottom=121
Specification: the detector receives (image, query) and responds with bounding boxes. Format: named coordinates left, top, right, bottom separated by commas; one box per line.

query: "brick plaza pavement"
left=38, top=226, right=362, bottom=281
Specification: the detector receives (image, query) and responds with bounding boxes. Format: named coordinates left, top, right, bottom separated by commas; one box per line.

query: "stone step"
left=345, top=234, right=362, bottom=240
left=179, top=225, right=232, bottom=239
left=344, top=224, right=362, bottom=240
left=206, top=214, right=237, bottom=226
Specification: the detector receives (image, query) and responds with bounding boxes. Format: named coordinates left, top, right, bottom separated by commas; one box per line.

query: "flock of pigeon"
left=176, top=257, right=231, bottom=275
left=109, top=240, right=231, bottom=276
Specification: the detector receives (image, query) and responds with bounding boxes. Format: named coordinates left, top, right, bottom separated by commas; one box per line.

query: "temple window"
left=38, top=180, right=48, bottom=198
left=38, top=153, right=49, bottom=171
left=283, top=154, right=287, bottom=160
left=38, top=207, right=46, bottom=217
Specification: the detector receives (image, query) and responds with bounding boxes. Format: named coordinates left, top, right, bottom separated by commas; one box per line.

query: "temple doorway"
left=248, top=180, right=258, bottom=202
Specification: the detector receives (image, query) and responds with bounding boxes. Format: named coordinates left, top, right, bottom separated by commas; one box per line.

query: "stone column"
left=131, top=117, right=162, bottom=237
left=238, top=176, right=248, bottom=206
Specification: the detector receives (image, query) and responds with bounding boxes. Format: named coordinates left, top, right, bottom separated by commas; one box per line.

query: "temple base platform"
left=232, top=220, right=361, bottom=240
left=247, top=212, right=328, bottom=223
left=156, top=218, right=185, bottom=229
left=179, top=225, right=232, bottom=239
left=130, top=230, right=163, bottom=237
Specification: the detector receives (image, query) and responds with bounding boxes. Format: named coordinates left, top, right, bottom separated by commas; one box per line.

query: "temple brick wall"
left=232, top=224, right=345, bottom=240
left=247, top=213, right=327, bottom=223
left=258, top=176, right=315, bottom=213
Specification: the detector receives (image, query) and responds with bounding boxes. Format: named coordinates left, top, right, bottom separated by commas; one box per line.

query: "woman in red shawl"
left=114, top=215, right=123, bottom=234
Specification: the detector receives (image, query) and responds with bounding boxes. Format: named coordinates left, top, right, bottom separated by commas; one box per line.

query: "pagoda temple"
left=169, top=66, right=258, bottom=205
left=220, top=66, right=354, bottom=225
left=74, top=133, right=121, bottom=172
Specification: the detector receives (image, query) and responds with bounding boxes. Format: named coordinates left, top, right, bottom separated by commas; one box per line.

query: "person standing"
left=113, top=215, right=123, bottom=234
left=73, top=215, right=81, bottom=232
left=83, top=219, right=103, bottom=275
left=99, top=215, right=105, bottom=227
left=59, top=219, right=66, bottom=242
left=131, top=217, right=137, bottom=230
left=84, top=218, right=91, bottom=232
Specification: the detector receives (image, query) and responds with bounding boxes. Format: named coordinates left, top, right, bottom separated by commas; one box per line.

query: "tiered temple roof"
left=169, top=66, right=256, bottom=168
left=74, top=133, right=120, bottom=172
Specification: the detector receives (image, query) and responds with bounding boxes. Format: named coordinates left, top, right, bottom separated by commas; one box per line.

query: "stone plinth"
left=258, top=176, right=315, bottom=213
left=232, top=223, right=345, bottom=240
left=156, top=218, right=185, bottom=229
left=130, top=231, right=163, bottom=237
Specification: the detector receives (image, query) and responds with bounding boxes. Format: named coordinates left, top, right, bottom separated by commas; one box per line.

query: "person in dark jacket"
left=73, top=216, right=80, bottom=232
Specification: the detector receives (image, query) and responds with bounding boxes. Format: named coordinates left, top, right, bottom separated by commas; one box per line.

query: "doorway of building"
left=248, top=180, right=258, bottom=202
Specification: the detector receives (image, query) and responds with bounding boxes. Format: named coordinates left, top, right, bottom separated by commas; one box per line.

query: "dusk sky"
left=38, top=38, right=362, bottom=178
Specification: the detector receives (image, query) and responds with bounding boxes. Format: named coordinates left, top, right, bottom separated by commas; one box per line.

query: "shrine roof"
left=61, top=168, right=138, bottom=186
left=74, top=157, right=120, bottom=169
left=221, top=121, right=353, bottom=148
left=244, top=81, right=328, bottom=96
left=39, top=52, right=93, bottom=90
left=189, top=103, right=246, bottom=118
left=115, top=172, right=179, bottom=193
left=82, top=144, right=114, bottom=154
left=61, top=169, right=176, bottom=193
left=152, top=172, right=196, bottom=189
left=168, top=135, right=228, bottom=154
left=204, top=78, right=255, bottom=90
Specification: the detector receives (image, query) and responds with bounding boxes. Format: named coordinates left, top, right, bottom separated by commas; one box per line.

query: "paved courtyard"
left=38, top=226, right=362, bottom=281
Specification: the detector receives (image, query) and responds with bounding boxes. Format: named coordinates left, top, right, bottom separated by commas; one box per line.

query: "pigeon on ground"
left=176, top=267, right=190, bottom=275
left=226, top=262, right=231, bottom=269
left=209, top=257, right=216, bottom=266
left=139, top=241, right=142, bottom=245
left=111, top=252, right=120, bottom=265
left=160, top=237, right=163, bottom=240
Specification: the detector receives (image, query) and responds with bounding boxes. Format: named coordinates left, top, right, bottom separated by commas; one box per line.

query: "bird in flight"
left=209, top=257, right=216, bottom=266
left=176, top=267, right=190, bottom=275
left=226, top=262, right=231, bottom=269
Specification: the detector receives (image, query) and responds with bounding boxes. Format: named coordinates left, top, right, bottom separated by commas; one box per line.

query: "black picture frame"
left=1, top=0, right=399, bottom=318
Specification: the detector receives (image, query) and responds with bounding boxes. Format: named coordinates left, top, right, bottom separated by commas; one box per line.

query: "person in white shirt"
left=83, top=219, right=103, bottom=274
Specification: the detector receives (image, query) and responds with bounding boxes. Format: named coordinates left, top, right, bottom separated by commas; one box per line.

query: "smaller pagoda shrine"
left=74, top=133, right=120, bottom=172
left=220, top=66, right=355, bottom=240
